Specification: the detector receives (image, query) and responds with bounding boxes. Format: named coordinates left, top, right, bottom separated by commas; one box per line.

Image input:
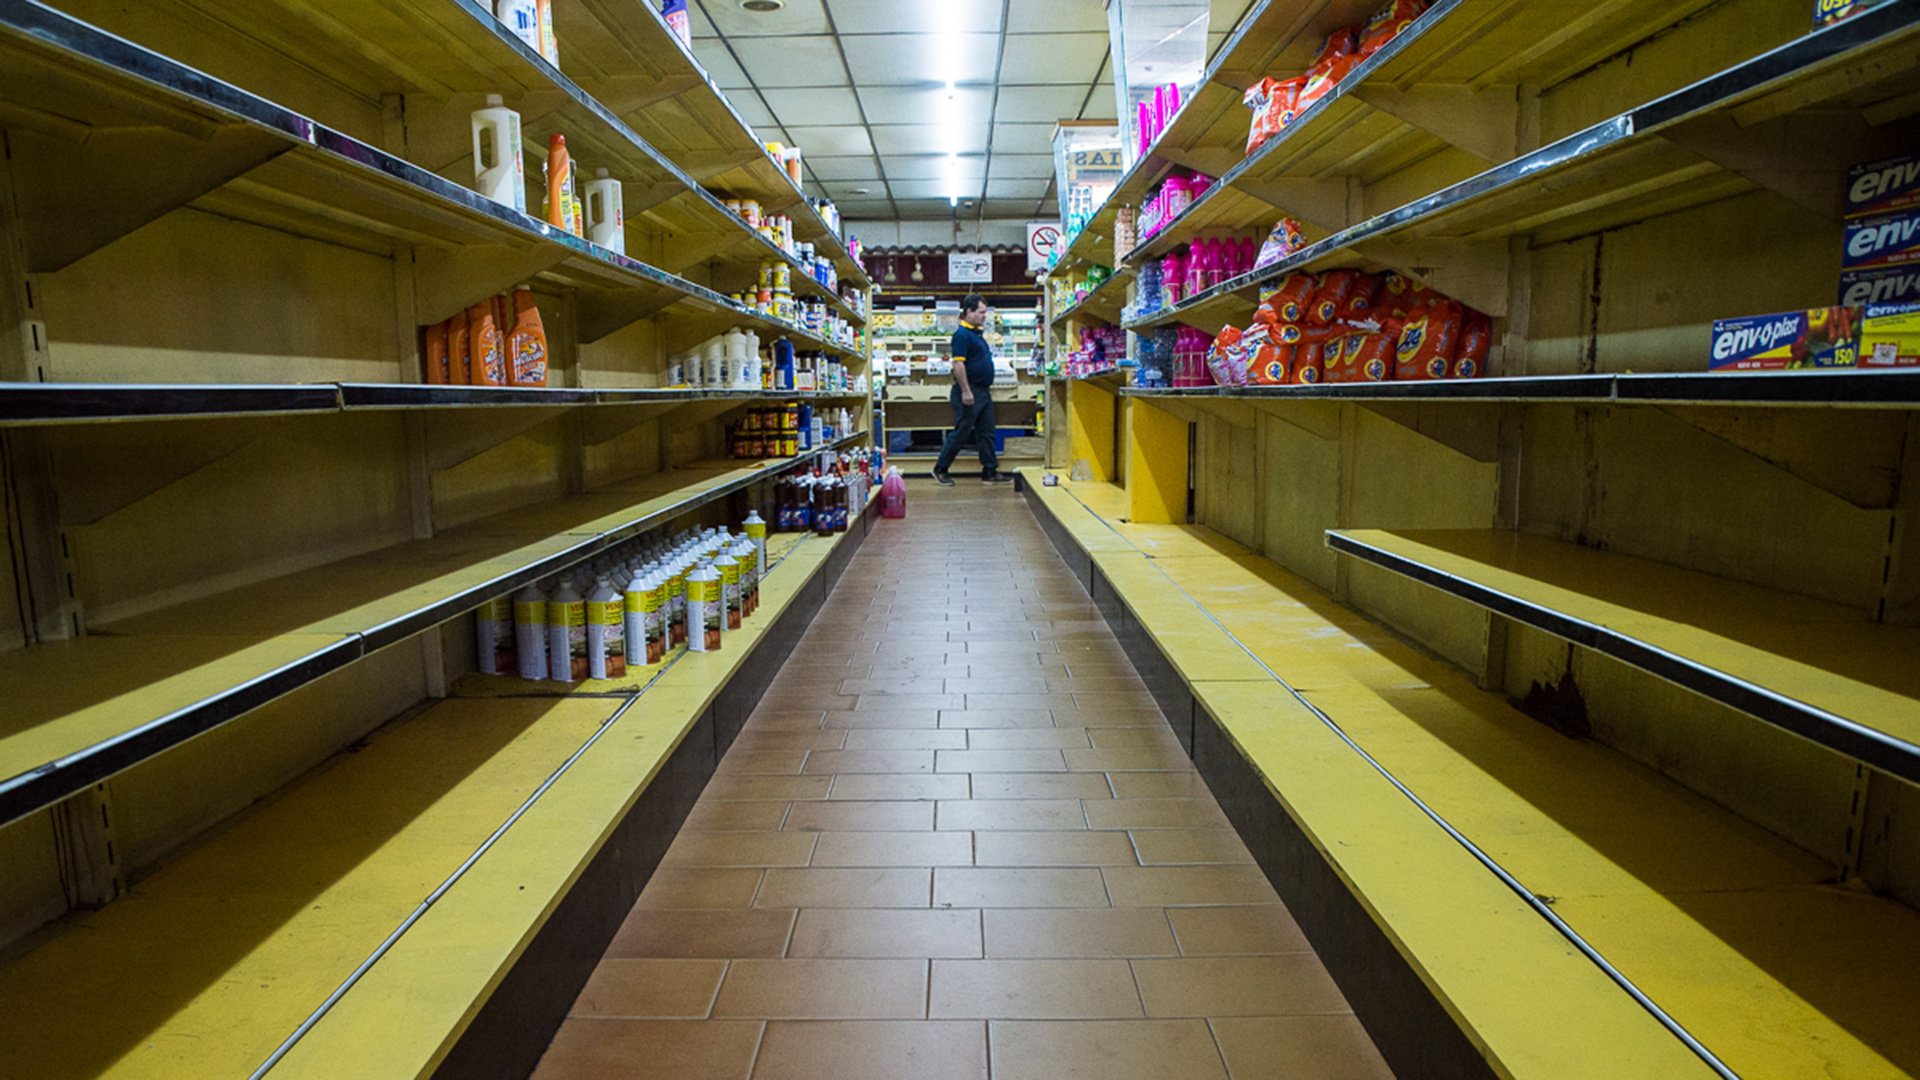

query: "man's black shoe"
left=982, top=471, right=1013, bottom=484
left=934, top=470, right=956, bottom=486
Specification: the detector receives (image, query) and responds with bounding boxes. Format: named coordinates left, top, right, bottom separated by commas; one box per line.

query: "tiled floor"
left=532, top=481, right=1396, bottom=1080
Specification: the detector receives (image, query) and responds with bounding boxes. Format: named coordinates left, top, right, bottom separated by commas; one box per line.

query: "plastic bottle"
left=703, top=337, right=727, bottom=388
left=687, top=564, right=722, bottom=653
left=514, top=584, right=548, bottom=680
left=471, top=95, right=526, bottom=213
left=880, top=466, right=906, bottom=518
left=548, top=579, right=586, bottom=682
left=732, top=536, right=758, bottom=617
left=536, top=0, right=558, bottom=65
left=662, top=0, right=691, bottom=45
left=742, top=510, right=767, bottom=576
left=725, top=329, right=752, bottom=389
left=448, top=309, right=473, bottom=385
left=470, top=300, right=507, bottom=386
left=667, top=558, right=689, bottom=646
left=712, top=549, right=740, bottom=631
left=623, top=567, right=649, bottom=668
left=497, top=0, right=541, bottom=52
left=476, top=594, right=514, bottom=675
left=424, top=320, right=450, bottom=384
left=508, top=286, right=549, bottom=387
left=587, top=576, right=626, bottom=680
left=544, top=134, right=578, bottom=234
left=585, top=168, right=625, bottom=254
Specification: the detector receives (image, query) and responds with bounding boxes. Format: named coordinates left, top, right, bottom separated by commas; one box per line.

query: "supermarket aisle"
left=531, top=481, right=1395, bottom=1080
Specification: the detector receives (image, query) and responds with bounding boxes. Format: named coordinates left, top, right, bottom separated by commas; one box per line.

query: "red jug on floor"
left=880, top=467, right=907, bottom=519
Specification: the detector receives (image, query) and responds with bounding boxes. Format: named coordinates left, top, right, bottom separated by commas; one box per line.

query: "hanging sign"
left=1027, top=223, right=1062, bottom=273
left=948, top=251, right=993, bottom=284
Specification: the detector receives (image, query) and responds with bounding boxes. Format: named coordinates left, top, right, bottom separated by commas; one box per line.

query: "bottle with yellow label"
left=476, top=595, right=514, bottom=675
left=743, top=510, right=768, bottom=577
left=547, top=579, right=586, bottom=682
left=587, top=576, right=625, bottom=680
left=513, top=584, right=547, bottom=681
left=623, top=566, right=651, bottom=668
left=716, top=550, right=742, bottom=631
left=688, top=564, right=722, bottom=653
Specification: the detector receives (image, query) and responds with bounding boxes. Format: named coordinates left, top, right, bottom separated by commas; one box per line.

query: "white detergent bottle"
left=585, top=169, right=625, bottom=254
left=703, top=337, right=727, bottom=388
left=742, top=509, right=767, bottom=576
left=725, top=329, right=753, bottom=389
left=548, top=579, right=585, bottom=682
left=471, top=94, right=526, bottom=212
left=587, top=575, right=625, bottom=680
left=496, top=0, right=540, bottom=52
left=513, top=584, right=548, bottom=681
left=624, top=566, right=651, bottom=667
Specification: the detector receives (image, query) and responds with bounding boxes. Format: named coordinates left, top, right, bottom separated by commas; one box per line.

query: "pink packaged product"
left=1162, top=251, right=1187, bottom=304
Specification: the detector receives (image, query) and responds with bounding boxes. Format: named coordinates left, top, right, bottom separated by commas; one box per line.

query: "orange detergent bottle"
left=509, top=286, right=550, bottom=387
left=544, top=134, right=578, bottom=235
left=470, top=300, right=508, bottom=386
left=447, top=308, right=472, bottom=385
left=423, top=320, right=449, bottom=384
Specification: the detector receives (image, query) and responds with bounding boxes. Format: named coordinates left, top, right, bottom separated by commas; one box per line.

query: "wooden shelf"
left=1327, top=528, right=1920, bottom=784
left=0, top=430, right=868, bottom=827
left=1123, top=4, right=1920, bottom=335
left=1049, top=270, right=1130, bottom=328
left=1121, top=369, right=1920, bottom=408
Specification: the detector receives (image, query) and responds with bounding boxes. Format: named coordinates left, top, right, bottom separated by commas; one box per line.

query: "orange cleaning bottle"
left=470, top=300, right=507, bottom=386
left=544, top=134, right=577, bottom=235
left=509, top=286, right=549, bottom=387
left=424, top=320, right=449, bottom=384
left=447, top=308, right=472, bottom=385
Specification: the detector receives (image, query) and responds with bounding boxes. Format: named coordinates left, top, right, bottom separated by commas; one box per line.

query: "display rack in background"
left=872, top=306, right=1048, bottom=469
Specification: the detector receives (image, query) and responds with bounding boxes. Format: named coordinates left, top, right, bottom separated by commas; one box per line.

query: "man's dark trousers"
left=933, top=385, right=997, bottom=475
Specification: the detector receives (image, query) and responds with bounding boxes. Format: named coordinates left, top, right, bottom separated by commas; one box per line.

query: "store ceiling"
left=689, top=0, right=1254, bottom=223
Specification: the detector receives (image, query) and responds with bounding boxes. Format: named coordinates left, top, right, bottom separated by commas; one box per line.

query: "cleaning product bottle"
left=497, top=0, right=540, bottom=52
left=585, top=168, right=625, bottom=254
left=623, top=566, right=649, bottom=668
left=687, top=557, right=721, bottom=653
left=476, top=594, right=514, bottom=675
left=587, top=575, right=626, bottom=680
left=508, top=286, right=549, bottom=387
left=471, top=95, right=526, bottom=212
left=544, top=134, right=578, bottom=234
left=880, top=465, right=906, bottom=519
left=470, top=300, right=508, bottom=386
left=742, top=510, right=767, bottom=576
left=424, top=320, right=450, bottom=384
left=536, top=0, right=558, bottom=64
left=662, top=0, right=691, bottom=46
left=703, top=336, right=727, bottom=389
left=733, top=535, right=759, bottom=617
left=637, top=567, right=665, bottom=663
left=514, top=583, right=549, bottom=680
left=715, top=549, right=741, bottom=631
left=548, top=578, right=586, bottom=682
left=447, top=308, right=473, bottom=385
left=667, top=558, right=689, bottom=646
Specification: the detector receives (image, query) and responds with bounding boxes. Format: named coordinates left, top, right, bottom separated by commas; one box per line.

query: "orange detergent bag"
left=1394, top=301, right=1464, bottom=380
left=1378, top=271, right=1422, bottom=316
left=447, top=308, right=472, bottom=385
left=1308, top=269, right=1360, bottom=324
left=1336, top=272, right=1383, bottom=321
left=1354, top=321, right=1402, bottom=381
left=1293, top=341, right=1326, bottom=384
left=1360, top=0, right=1429, bottom=57
left=1262, top=274, right=1317, bottom=323
left=508, top=286, right=550, bottom=387
left=470, top=300, right=508, bottom=386
left=1250, top=343, right=1295, bottom=385
left=423, top=320, right=449, bottom=384
left=1456, top=308, right=1493, bottom=378
left=1244, top=78, right=1300, bottom=154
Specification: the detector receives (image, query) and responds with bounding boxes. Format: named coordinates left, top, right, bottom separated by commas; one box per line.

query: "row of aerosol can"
left=474, top=513, right=773, bottom=682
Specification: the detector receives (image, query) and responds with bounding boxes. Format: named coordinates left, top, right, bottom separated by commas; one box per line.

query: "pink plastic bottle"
left=880, top=467, right=907, bottom=519
left=1163, top=251, right=1186, bottom=304
left=1238, top=236, right=1257, bottom=277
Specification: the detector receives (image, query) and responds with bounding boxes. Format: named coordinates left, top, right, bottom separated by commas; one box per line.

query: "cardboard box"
left=1840, top=265, right=1920, bottom=306
left=1847, top=153, right=1920, bottom=219
left=1861, top=302, right=1920, bottom=366
left=1843, top=207, right=1920, bottom=270
left=1816, top=0, right=1891, bottom=28
left=1709, top=307, right=1860, bottom=371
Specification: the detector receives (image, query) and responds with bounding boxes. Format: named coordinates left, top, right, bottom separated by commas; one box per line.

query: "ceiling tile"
left=1081, top=84, right=1119, bottom=120
left=693, top=40, right=752, bottom=89
left=880, top=155, right=988, bottom=180
left=820, top=180, right=885, bottom=201
left=727, top=36, right=848, bottom=87
left=1212, top=0, right=1256, bottom=39
left=781, top=124, right=875, bottom=156
left=979, top=199, right=1045, bottom=218
left=890, top=178, right=985, bottom=200
left=806, top=156, right=884, bottom=181
left=1008, top=1, right=1108, bottom=32
left=826, top=0, right=1002, bottom=34
left=987, top=154, right=1056, bottom=180
left=871, top=123, right=989, bottom=156
left=689, top=4, right=717, bottom=36
left=1000, top=33, right=1109, bottom=86
left=835, top=197, right=897, bottom=217
left=986, top=178, right=1051, bottom=199
left=704, top=0, right=831, bottom=36
left=989, top=122, right=1057, bottom=155
left=890, top=199, right=964, bottom=220
left=760, top=86, right=863, bottom=126
left=840, top=33, right=999, bottom=86
left=857, top=85, right=994, bottom=126
left=727, top=94, right=779, bottom=130
left=993, top=85, right=1089, bottom=125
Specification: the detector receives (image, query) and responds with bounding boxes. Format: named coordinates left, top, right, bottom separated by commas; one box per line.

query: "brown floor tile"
left=742, top=711, right=829, bottom=732
left=1129, top=829, right=1256, bottom=865
left=662, top=831, right=817, bottom=869
left=681, top=801, right=792, bottom=832
left=710, top=959, right=928, bottom=1019
left=1075, top=708, right=1173, bottom=727
left=820, top=710, right=942, bottom=729
left=605, top=908, right=796, bottom=959
left=1166, top=907, right=1312, bottom=956
left=943, top=676, right=1050, bottom=693
left=784, top=801, right=936, bottom=832
left=569, top=959, right=726, bottom=1019
left=750, top=1021, right=988, bottom=1080
left=1102, top=866, right=1280, bottom=907
left=983, top=909, right=1179, bottom=959
left=1085, top=798, right=1232, bottom=830
left=1085, top=726, right=1184, bottom=749
left=828, top=774, right=971, bottom=800
left=1046, top=675, right=1151, bottom=692
left=839, top=676, right=952, bottom=695
left=636, top=869, right=765, bottom=909
left=841, top=728, right=970, bottom=750
left=702, top=775, right=835, bottom=801
left=936, top=748, right=1068, bottom=773
left=1132, top=956, right=1350, bottom=1017
left=974, top=831, right=1139, bottom=867
left=757, top=691, right=859, bottom=712
left=928, top=960, right=1142, bottom=1019
left=715, top=750, right=810, bottom=775
left=1209, top=1015, right=1397, bottom=1080
left=964, top=692, right=1082, bottom=712
left=933, top=868, right=1110, bottom=908
left=936, top=799, right=1086, bottom=831
left=730, top=730, right=848, bottom=751
left=802, top=749, right=936, bottom=774
left=756, top=868, right=933, bottom=908
left=1107, top=772, right=1214, bottom=799
left=968, top=773, right=1114, bottom=800
left=938, top=709, right=1058, bottom=729
left=1065, top=747, right=1194, bottom=772
left=788, top=908, right=983, bottom=959
left=532, top=1019, right=763, bottom=1080
left=988, top=1019, right=1228, bottom=1080
left=854, top=693, right=967, bottom=711
left=809, top=831, right=975, bottom=868
left=966, top=728, right=1094, bottom=750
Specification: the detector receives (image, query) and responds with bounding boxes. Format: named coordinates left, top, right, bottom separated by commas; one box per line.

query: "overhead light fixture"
left=850, top=186, right=870, bottom=195
left=949, top=195, right=958, bottom=207
left=740, top=0, right=784, bottom=11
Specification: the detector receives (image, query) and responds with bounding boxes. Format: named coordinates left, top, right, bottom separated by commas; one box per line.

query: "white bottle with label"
left=476, top=595, right=513, bottom=676
left=548, top=579, right=585, bottom=683
left=703, top=337, right=727, bottom=389
left=471, top=94, right=526, bottom=213
left=496, top=0, right=540, bottom=52
left=586, top=576, right=625, bottom=680
left=688, top=564, right=722, bottom=653
left=585, top=168, right=625, bottom=254
left=513, top=584, right=548, bottom=681
left=742, top=510, right=768, bottom=576
left=624, top=567, right=650, bottom=668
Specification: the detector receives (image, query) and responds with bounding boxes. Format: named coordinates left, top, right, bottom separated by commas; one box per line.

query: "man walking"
left=933, top=293, right=1010, bottom=485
